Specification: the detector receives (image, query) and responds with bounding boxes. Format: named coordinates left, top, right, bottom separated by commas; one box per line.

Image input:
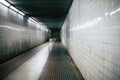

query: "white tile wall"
left=62, top=0, right=120, bottom=80
left=0, top=3, right=49, bottom=63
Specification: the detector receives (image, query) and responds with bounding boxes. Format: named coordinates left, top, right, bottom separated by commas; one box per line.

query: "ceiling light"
left=29, top=18, right=37, bottom=24
left=10, top=6, right=19, bottom=12
left=19, top=11, right=25, bottom=16
left=0, top=0, right=10, bottom=7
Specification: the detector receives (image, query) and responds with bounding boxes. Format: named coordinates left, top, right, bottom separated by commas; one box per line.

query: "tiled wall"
left=0, top=3, right=49, bottom=63
left=61, top=0, right=120, bottom=80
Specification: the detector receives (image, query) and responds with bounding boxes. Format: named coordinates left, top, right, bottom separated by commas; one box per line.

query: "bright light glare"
left=0, top=0, right=10, bottom=7
left=19, top=11, right=25, bottom=16
left=0, top=25, right=25, bottom=31
left=110, top=10, right=117, bottom=15
left=29, top=18, right=38, bottom=24
left=105, top=12, right=109, bottom=16
left=69, top=17, right=103, bottom=31
left=116, top=8, right=120, bottom=11
left=10, top=6, right=19, bottom=12
left=110, top=7, right=120, bottom=15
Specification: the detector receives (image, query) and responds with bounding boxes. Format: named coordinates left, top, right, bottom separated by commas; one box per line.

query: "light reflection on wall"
left=69, top=7, right=120, bottom=31
left=61, top=0, right=120, bottom=80
left=0, top=25, right=25, bottom=31
left=4, top=44, right=50, bottom=80
left=0, top=2, right=49, bottom=63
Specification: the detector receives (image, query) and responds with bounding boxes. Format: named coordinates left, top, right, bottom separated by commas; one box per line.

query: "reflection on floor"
left=0, top=42, right=84, bottom=80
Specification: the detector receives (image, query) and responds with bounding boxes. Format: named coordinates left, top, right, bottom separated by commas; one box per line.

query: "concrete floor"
left=0, top=42, right=84, bottom=80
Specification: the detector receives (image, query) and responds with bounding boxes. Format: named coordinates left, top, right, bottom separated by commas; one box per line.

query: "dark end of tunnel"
left=50, top=29, right=61, bottom=39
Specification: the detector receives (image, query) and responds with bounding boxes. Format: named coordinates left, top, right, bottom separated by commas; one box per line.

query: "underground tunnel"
left=0, top=0, right=120, bottom=80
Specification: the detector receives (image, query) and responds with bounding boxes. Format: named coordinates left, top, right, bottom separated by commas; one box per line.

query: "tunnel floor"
left=0, top=42, right=84, bottom=80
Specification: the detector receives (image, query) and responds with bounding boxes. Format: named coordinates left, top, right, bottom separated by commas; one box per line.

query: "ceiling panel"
left=6, top=0, right=73, bottom=30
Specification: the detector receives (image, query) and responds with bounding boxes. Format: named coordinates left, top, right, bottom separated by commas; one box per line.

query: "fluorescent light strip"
left=29, top=18, right=38, bottom=24
left=18, top=11, right=25, bottom=16
left=0, top=0, right=10, bottom=7
left=29, top=18, right=49, bottom=31
left=0, top=0, right=25, bottom=16
left=29, top=18, right=33, bottom=21
left=10, top=6, right=19, bottom=12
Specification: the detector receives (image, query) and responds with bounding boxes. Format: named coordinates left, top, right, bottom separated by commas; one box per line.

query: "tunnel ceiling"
left=6, top=0, right=73, bottom=30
